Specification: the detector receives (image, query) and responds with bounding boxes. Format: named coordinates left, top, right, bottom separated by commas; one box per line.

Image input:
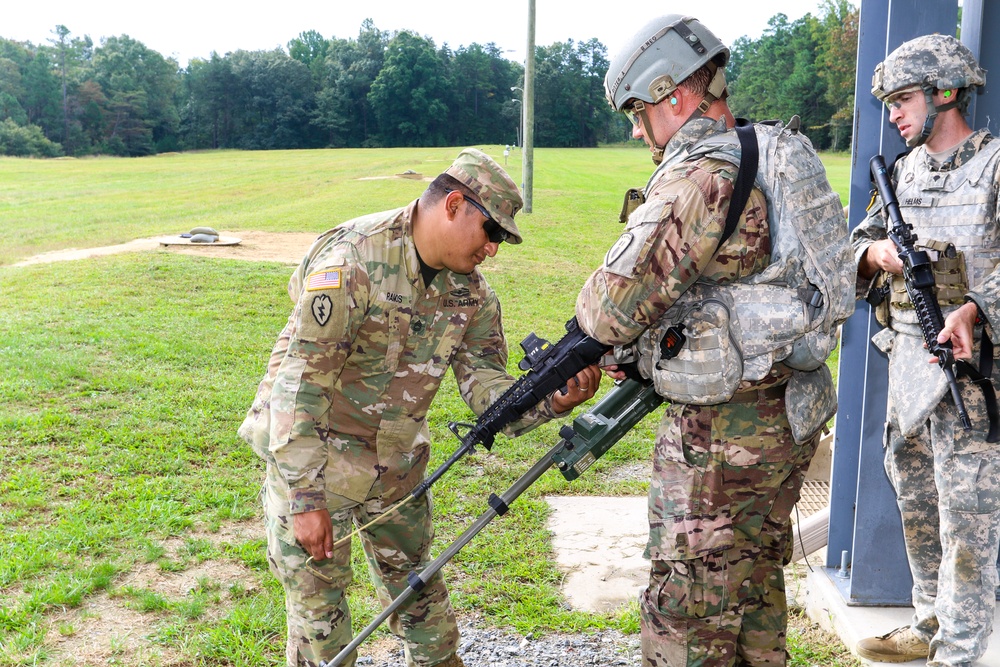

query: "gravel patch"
left=356, top=620, right=642, bottom=667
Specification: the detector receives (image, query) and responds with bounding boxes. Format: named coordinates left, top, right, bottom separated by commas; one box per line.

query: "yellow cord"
left=305, top=493, right=418, bottom=581
left=332, top=492, right=416, bottom=549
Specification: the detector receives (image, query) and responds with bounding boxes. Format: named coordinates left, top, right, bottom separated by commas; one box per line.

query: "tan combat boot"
left=856, top=626, right=930, bottom=662
left=431, top=654, right=466, bottom=667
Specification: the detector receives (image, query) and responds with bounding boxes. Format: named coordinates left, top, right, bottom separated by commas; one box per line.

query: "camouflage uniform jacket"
left=576, top=118, right=783, bottom=389
left=239, top=201, right=561, bottom=513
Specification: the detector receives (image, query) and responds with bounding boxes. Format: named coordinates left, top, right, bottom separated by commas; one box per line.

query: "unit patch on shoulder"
left=605, top=232, right=634, bottom=266
left=311, top=294, right=333, bottom=326
left=306, top=270, right=342, bottom=291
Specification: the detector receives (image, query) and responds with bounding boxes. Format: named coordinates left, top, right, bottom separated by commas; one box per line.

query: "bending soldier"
left=239, top=148, right=600, bottom=667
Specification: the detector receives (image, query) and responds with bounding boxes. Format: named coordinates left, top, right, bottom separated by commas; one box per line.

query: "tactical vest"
left=884, top=140, right=1000, bottom=331
left=630, top=120, right=854, bottom=424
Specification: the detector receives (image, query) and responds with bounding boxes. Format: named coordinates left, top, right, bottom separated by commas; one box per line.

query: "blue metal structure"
left=828, top=0, right=1000, bottom=605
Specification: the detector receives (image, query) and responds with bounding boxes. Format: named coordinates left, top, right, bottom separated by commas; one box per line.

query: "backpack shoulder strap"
left=718, top=118, right=759, bottom=250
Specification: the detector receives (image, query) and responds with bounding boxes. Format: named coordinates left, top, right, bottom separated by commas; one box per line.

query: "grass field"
left=0, top=145, right=857, bottom=665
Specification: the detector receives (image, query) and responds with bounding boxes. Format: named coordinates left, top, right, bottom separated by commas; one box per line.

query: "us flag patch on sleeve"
left=306, top=270, right=342, bottom=291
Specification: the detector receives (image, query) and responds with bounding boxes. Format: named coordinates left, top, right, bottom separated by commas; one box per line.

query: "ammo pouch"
left=879, top=243, right=970, bottom=327
left=785, top=364, right=837, bottom=444
left=635, top=291, right=743, bottom=405
left=619, top=187, right=646, bottom=223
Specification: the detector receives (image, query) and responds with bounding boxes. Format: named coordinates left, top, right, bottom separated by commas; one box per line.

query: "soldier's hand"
left=552, top=364, right=602, bottom=413
left=600, top=364, right=629, bottom=382
left=864, top=239, right=904, bottom=276
left=932, top=302, right=978, bottom=362
left=293, top=509, right=334, bottom=561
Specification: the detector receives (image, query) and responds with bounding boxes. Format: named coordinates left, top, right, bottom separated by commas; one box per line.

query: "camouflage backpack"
left=634, top=117, right=855, bottom=411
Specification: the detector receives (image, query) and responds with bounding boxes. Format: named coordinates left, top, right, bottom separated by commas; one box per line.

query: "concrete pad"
left=545, top=496, right=647, bottom=612
left=544, top=435, right=834, bottom=614
left=803, top=566, right=1000, bottom=666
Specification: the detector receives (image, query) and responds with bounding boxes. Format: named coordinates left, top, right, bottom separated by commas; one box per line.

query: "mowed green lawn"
left=0, top=146, right=854, bottom=665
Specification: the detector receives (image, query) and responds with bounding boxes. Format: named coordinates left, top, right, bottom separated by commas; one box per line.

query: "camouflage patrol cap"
left=872, top=34, right=986, bottom=102
left=444, top=148, right=524, bottom=244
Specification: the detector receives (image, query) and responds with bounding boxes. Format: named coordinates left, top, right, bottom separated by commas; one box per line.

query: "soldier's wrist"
left=964, top=298, right=987, bottom=326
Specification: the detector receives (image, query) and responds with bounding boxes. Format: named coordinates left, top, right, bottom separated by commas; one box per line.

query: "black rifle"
left=408, top=316, right=608, bottom=499
left=870, top=154, right=999, bottom=439
left=323, top=377, right=663, bottom=667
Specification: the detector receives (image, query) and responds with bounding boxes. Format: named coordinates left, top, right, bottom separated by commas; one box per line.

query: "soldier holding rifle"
left=853, top=35, right=1000, bottom=666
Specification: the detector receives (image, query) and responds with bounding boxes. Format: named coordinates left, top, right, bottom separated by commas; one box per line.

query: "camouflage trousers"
left=884, top=379, right=1000, bottom=667
left=640, top=392, right=819, bottom=667
left=263, top=465, right=459, bottom=667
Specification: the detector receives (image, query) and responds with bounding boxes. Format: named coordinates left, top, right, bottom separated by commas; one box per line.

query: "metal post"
left=523, top=0, right=535, bottom=213
left=511, top=88, right=522, bottom=150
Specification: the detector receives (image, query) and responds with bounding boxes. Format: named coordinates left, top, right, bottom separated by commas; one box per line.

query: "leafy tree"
left=368, top=31, right=451, bottom=147
left=288, top=30, right=329, bottom=84
left=0, top=117, right=63, bottom=156
left=20, top=48, right=62, bottom=139
left=0, top=56, right=28, bottom=124
left=313, top=20, right=389, bottom=147
left=228, top=49, right=315, bottom=149
left=533, top=38, right=616, bottom=147
left=91, top=35, right=179, bottom=154
left=815, top=0, right=859, bottom=150
left=0, top=38, right=32, bottom=126
left=448, top=42, right=520, bottom=145
left=179, top=53, right=240, bottom=149
left=728, top=13, right=836, bottom=148
left=47, top=25, right=93, bottom=153
left=74, top=79, right=109, bottom=151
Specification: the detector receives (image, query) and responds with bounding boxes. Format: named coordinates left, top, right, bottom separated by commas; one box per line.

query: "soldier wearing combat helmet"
left=854, top=34, right=1000, bottom=666
left=871, top=33, right=985, bottom=147
left=239, top=148, right=601, bottom=667
left=576, top=14, right=850, bottom=666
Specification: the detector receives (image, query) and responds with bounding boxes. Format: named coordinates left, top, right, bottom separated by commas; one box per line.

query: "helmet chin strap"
left=643, top=66, right=728, bottom=164
left=911, top=87, right=959, bottom=147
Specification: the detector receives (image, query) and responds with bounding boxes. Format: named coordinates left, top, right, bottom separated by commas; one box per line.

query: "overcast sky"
left=5, top=1, right=834, bottom=67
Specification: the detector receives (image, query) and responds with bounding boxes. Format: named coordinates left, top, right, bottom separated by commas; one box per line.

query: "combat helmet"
left=605, top=15, right=730, bottom=163
left=872, top=34, right=986, bottom=146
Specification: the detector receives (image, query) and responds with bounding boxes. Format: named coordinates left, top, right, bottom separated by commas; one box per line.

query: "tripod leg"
left=323, top=443, right=563, bottom=667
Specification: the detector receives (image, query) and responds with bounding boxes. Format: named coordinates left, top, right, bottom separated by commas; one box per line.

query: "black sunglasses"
left=446, top=189, right=510, bottom=244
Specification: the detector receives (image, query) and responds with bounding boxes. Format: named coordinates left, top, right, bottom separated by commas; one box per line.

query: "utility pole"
left=510, top=91, right=522, bottom=150
left=523, top=0, right=535, bottom=213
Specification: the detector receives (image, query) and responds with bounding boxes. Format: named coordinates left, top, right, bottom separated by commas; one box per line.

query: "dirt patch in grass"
left=41, top=521, right=263, bottom=666
left=12, top=230, right=319, bottom=267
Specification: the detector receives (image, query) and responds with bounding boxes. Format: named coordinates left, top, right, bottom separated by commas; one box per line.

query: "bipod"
left=324, top=378, right=664, bottom=667
left=323, top=439, right=565, bottom=667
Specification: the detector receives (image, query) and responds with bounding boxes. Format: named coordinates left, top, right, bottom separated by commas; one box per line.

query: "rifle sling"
left=717, top=118, right=760, bottom=251
left=956, top=336, right=1000, bottom=442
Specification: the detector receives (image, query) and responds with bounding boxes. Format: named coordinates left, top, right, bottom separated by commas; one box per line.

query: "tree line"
left=0, top=2, right=857, bottom=158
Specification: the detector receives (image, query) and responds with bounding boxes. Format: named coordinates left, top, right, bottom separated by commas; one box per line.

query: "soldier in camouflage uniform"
left=239, top=148, right=601, bottom=667
left=575, top=15, right=841, bottom=667
left=853, top=35, right=1000, bottom=666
